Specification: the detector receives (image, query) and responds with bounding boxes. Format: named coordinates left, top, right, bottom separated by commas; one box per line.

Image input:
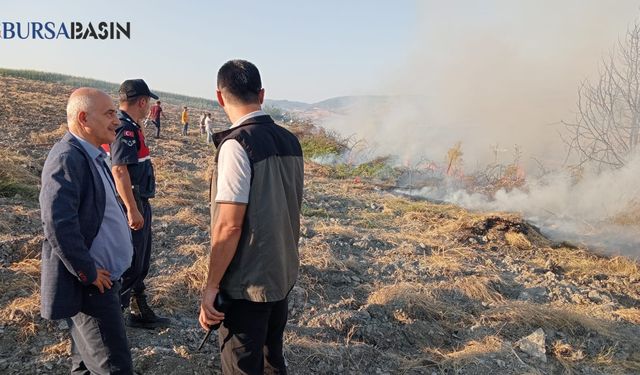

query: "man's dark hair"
left=217, top=59, right=262, bottom=105
left=118, top=93, right=146, bottom=106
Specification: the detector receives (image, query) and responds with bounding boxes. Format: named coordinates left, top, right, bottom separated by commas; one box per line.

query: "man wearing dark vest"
left=199, top=60, right=304, bottom=374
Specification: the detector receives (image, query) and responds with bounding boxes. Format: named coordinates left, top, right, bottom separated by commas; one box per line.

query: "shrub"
left=291, top=123, right=347, bottom=159
left=333, top=157, right=395, bottom=180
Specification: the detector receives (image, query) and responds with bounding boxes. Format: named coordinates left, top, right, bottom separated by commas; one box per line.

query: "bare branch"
left=563, top=21, right=640, bottom=170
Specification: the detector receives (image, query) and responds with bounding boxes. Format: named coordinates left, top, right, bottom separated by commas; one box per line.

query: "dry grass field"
left=0, top=75, right=638, bottom=374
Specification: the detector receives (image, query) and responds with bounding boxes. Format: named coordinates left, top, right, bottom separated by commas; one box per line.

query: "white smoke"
left=319, top=1, right=640, bottom=256
left=402, top=153, right=640, bottom=256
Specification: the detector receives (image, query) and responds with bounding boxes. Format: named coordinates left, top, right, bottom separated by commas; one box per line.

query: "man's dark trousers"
left=120, top=199, right=152, bottom=307
left=218, top=297, right=288, bottom=374
left=69, top=281, right=132, bottom=374
left=154, top=119, right=161, bottom=138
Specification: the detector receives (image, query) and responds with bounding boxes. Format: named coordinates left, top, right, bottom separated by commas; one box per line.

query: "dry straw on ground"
left=432, top=335, right=505, bottom=368
left=0, top=74, right=638, bottom=374
left=482, top=301, right=623, bottom=341
left=367, top=282, right=471, bottom=323
left=30, top=123, right=67, bottom=144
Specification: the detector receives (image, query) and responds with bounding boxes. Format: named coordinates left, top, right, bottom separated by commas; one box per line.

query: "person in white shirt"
left=199, top=59, right=304, bottom=374
left=205, top=113, right=214, bottom=144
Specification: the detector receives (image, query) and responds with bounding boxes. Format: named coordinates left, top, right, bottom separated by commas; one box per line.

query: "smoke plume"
left=320, top=1, right=640, bottom=256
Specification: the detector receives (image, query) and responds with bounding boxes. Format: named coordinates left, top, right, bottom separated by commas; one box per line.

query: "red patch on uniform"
left=136, top=129, right=150, bottom=159
left=124, top=130, right=135, bottom=137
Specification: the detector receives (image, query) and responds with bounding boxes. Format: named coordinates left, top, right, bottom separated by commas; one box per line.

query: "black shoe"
left=125, top=313, right=171, bottom=329
left=126, top=293, right=171, bottom=329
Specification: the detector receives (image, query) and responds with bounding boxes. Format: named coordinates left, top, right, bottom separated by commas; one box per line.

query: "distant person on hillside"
left=199, top=112, right=207, bottom=136
left=199, top=59, right=304, bottom=374
left=204, top=112, right=214, bottom=144
left=148, top=100, right=166, bottom=138
left=181, top=106, right=189, bottom=136
left=40, top=88, right=134, bottom=373
left=104, top=79, right=170, bottom=329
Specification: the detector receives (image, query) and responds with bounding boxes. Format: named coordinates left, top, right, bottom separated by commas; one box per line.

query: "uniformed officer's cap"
left=119, top=79, right=159, bottom=100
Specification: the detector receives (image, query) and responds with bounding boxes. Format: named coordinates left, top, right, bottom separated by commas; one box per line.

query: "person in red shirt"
left=147, top=100, right=166, bottom=138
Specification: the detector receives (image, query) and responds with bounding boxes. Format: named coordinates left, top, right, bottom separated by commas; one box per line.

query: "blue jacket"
left=40, top=132, right=106, bottom=320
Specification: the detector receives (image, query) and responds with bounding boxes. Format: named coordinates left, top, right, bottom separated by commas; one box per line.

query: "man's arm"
left=109, top=125, right=144, bottom=230
left=198, top=202, right=246, bottom=330
left=41, top=151, right=111, bottom=291
left=111, top=164, right=143, bottom=230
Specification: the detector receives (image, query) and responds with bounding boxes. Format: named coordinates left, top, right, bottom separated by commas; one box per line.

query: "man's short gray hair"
left=66, top=92, right=93, bottom=125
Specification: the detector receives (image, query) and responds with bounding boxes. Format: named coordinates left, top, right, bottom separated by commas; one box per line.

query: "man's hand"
left=198, top=203, right=246, bottom=331
left=127, top=208, right=144, bottom=230
left=92, top=268, right=112, bottom=293
left=199, top=287, right=225, bottom=331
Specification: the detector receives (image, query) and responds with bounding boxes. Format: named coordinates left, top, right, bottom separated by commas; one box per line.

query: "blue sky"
left=1, top=0, right=416, bottom=103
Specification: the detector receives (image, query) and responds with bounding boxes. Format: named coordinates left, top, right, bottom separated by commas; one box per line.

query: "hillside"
left=0, top=75, right=639, bottom=374
left=0, top=68, right=218, bottom=110
left=264, top=99, right=312, bottom=111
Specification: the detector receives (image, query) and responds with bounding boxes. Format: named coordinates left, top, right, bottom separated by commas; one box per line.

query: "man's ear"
left=216, top=90, right=225, bottom=107
left=78, top=111, right=88, bottom=127
left=258, top=88, right=265, bottom=105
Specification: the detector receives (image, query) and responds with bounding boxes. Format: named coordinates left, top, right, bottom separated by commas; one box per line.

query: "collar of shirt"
left=118, top=110, right=140, bottom=128
left=231, top=110, right=267, bottom=129
left=69, top=131, right=107, bottom=162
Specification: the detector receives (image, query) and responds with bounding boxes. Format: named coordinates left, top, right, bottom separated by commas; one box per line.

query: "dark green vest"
left=210, top=115, right=304, bottom=302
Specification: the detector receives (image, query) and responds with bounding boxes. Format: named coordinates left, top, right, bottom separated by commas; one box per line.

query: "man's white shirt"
left=214, top=110, right=267, bottom=204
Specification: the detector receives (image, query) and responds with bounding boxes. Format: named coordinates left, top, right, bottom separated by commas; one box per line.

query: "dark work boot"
left=126, top=293, right=171, bottom=329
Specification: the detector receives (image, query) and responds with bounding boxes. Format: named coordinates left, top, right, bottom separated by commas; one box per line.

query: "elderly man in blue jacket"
left=40, top=87, right=134, bottom=374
